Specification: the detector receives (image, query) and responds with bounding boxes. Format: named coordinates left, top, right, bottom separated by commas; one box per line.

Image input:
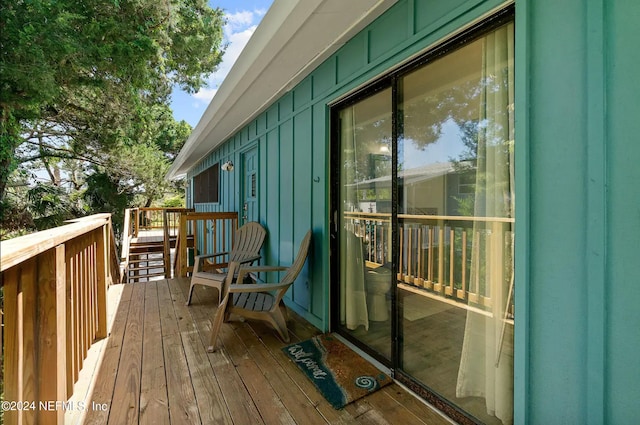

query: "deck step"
left=128, top=257, right=164, bottom=264
left=127, top=275, right=166, bottom=282
left=129, top=253, right=164, bottom=258
left=130, top=265, right=165, bottom=271
left=130, top=245, right=164, bottom=252
left=125, top=233, right=172, bottom=283
left=128, top=272, right=165, bottom=278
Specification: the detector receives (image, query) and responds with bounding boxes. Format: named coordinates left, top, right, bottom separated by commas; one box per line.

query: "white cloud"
left=193, top=87, right=218, bottom=103
left=226, top=11, right=255, bottom=28
left=192, top=9, right=266, bottom=105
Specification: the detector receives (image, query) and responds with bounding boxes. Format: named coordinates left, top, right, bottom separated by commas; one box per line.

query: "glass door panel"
left=397, top=23, right=514, bottom=425
left=337, top=88, right=393, bottom=361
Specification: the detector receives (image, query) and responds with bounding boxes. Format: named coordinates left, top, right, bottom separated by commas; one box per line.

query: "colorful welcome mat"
left=282, top=334, right=391, bottom=409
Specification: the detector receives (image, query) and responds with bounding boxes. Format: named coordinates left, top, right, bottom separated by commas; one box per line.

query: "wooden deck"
left=71, top=277, right=452, bottom=425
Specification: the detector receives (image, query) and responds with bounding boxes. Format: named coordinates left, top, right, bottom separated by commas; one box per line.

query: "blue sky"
left=170, top=0, right=274, bottom=127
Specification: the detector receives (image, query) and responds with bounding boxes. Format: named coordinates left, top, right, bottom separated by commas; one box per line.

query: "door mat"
left=282, top=334, right=391, bottom=409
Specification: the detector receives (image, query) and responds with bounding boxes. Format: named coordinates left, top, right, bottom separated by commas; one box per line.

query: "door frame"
left=329, top=79, right=398, bottom=370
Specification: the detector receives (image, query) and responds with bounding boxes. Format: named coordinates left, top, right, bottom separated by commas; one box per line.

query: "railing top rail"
left=344, top=211, right=514, bottom=223
left=138, top=207, right=194, bottom=212
left=1, top=214, right=110, bottom=272
left=184, top=211, right=238, bottom=220
left=399, top=213, right=514, bottom=223
left=65, top=213, right=112, bottom=223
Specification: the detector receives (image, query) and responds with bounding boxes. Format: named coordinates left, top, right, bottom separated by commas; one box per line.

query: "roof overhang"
left=167, top=0, right=398, bottom=180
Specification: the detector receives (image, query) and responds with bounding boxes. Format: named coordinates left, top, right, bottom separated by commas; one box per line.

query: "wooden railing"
left=66, top=215, right=121, bottom=286
left=120, top=208, right=194, bottom=281
left=0, top=214, right=117, bottom=424
left=345, top=211, right=515, bottom=318
left=176, top=212, right=239, bottom=277
left=133, top=207, right=193, bottom=236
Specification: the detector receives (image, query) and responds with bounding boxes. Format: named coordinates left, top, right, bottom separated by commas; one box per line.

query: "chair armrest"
left=236, top=254, right=261, bottom=265
left=194, top=252, right=229, bottom=273
left=228, top=282, right=291, bottom=293
left=196, top=252, right=230, bottom=260
left=236, top=265, right=288, bottom=283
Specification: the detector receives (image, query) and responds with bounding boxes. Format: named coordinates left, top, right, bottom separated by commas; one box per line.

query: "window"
left=250, top=173, right=256, bottom=197
left=193, top=163, right=219, bottom=203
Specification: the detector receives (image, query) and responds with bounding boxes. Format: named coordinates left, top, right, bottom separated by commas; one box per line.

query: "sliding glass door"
left=335, top=87, right=393, bottom=362
left=397, top=22, right=514, bottom=425
left=333, top=16, right=514, bottom=425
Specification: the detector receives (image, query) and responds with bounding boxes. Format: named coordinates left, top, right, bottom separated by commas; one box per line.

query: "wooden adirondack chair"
left=186, top=221, right=266, bottom=305
left=207, top=230, right=312, bottom=352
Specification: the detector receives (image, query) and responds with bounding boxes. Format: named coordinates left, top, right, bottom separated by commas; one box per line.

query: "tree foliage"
left=0, top=0, right=225, bottom=234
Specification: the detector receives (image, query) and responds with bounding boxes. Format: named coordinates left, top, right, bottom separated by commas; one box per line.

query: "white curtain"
left=339, top=106, right=369, bottom=330
left=340, top=230, right=369, bottom=330
left=456, top=22, right=515, bottom=425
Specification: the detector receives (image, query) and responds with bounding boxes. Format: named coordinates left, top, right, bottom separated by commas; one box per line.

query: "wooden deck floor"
left=74, top=277, right=451, bottom=425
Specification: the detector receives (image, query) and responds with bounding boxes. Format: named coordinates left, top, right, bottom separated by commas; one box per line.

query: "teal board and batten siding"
left=184, top=0, right=640, bottom=422
left=520, top=0, right=640, bottom=423
left=607, top=2, right=640, bottom=423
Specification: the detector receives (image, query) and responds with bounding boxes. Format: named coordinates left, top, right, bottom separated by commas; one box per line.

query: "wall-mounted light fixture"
left=221, top=160, right=234, bottom=171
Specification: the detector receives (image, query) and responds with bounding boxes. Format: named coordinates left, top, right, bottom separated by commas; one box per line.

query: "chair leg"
left=279, top=301, right=289, bottom=321
left=186, top=283, right=196, bottom=305
left=271, top=311, right=290, bottom=343
left=208, top=304, right=226, bottom=352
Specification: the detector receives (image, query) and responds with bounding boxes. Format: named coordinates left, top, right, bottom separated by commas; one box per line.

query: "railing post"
left=109, top=217, right=121, bottom=285
left=96, top=226, right=108, bottom=338
left=134, top=208, right=140, bottom=237
left=3, top=263, right=23, bottom=425
left=163, top=210, right=171, bottom=278
left=38, top=245, right=68, bottom=424
left=179, top=213, right=187, bottom=277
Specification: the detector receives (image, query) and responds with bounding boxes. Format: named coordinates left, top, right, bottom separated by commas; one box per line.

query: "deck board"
left=139, top=282, right=170, bottom=425
left=83, top=287, right=131, bottom=425
left=80, top=277, right=452, bottom=425
left=184, top=278, right=265, bottom=425
left=166, top=278, right=232, bottom=424
left=107, top=284, right=145, bottom=425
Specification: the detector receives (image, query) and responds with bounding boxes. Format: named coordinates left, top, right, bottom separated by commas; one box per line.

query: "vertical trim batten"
left=585, top=0, right=607, bottom=422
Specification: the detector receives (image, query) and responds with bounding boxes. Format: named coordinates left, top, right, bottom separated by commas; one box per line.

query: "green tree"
left=0, top=0, right=225, bottom=210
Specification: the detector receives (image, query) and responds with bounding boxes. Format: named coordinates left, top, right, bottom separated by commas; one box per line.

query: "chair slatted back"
left=229, top=222, right=266, bottom=263
left=219, top=260, right=240, bottom=304
left=280, top=230, right=312, bottom=285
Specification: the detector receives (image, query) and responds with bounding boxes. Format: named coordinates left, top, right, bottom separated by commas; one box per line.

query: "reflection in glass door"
left=397, top=22, right=514, bottom=425
left=336, top=88, right=393, bottom=362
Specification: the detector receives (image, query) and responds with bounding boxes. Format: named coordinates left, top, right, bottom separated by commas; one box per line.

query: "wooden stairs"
left=120, top=208, right=238, bottom=283
left=126, top=240, right=167, bottom=282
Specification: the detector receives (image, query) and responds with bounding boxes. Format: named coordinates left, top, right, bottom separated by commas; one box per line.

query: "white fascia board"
left=167, top=0, right=396, bottom=180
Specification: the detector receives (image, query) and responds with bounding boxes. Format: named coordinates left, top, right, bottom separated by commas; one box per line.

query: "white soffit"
left=167, top=0, right=397, bottom=179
